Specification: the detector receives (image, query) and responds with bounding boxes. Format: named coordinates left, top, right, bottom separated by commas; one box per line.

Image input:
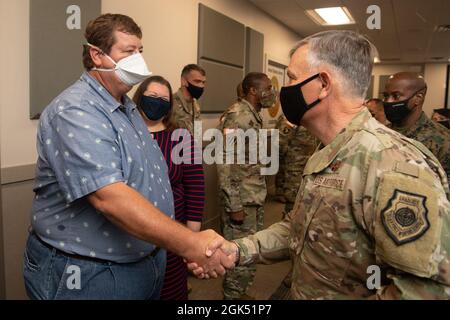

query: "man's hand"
left=183, top=230, right=236, bottom=279
left=187, top=237, right=238, bottom=279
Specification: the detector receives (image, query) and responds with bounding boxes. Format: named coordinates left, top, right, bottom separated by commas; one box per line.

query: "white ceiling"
left=249, top=0, right=450, bottom=64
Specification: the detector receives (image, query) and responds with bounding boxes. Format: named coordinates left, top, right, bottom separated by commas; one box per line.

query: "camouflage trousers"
left=221, top=205, right=264, bottom=300
left=275, top=164, right=287, bottom=197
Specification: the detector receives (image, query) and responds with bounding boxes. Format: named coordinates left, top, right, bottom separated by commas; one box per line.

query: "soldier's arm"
left=218, top=114, right=245, bottom=213
left=370, top=160, right=450, bottom=300
left=438, top=142, right=450, bottom=189
left=218, top=163, right=243, bottom=213
left=172, top=106, right=193, bottom=134
left=233, top=214, right=293, bottom=265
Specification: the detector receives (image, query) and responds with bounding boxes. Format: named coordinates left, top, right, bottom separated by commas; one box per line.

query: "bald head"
left=388, top=72, right=427, bottom=92
left=383, top=72, right=427, bottom=106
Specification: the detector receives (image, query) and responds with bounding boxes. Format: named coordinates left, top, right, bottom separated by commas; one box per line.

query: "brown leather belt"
left=32, top=232, right=160, bottom=264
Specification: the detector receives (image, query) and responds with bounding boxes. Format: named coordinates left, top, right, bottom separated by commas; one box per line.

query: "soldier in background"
left=217, top=72, right=276, bottom=300
left=283, top=126, right=318, bottom=214
left=274, top=115, right=295, bottom=203
left=431, top=108, right=450, bottom=130
left=172, top=64, right=206, bottom=135
left=383, top=72, right=450, bottom=184
left=364, top=98, right=389, bottom=125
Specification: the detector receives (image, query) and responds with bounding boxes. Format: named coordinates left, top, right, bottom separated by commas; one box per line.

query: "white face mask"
left=87, top=43, right=152, bottom=87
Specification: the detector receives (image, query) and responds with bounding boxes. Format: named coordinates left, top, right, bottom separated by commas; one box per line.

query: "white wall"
left=423, top=63, right=448, bottom=116
left=0, top=0, right=38, bottom=169
left=0, top=0, right=299, bottom=169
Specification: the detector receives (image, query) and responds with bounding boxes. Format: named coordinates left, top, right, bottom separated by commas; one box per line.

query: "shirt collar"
left=303, top=108, right=372, bottom=175
left=80, top=72, right=137, bottom=113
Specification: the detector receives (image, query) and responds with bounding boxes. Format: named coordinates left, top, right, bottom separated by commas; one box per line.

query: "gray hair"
left=290, top=30, right=378, bottom=99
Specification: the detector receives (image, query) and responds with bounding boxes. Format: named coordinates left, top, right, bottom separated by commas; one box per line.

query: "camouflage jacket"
left=276, top=114, right=295, bottom=159
left=284, top=126, right=319, bottom=203
left=217, top=99, right=267, bottom=212
left=172, top=89, right=201, bottom=135
left=393, top=112, right=450, bottom=184
left=235, top=108, right=450, bottom=300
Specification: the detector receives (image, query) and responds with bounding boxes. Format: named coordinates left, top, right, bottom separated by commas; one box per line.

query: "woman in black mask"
left=133, top=76, right=205, bottom=300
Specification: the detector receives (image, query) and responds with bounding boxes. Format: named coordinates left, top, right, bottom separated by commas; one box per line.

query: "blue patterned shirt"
left=31, top=72, right=174, bottom=263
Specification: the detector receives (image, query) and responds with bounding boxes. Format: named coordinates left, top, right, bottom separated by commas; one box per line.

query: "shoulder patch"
left=374, top=170, right=441, bottom=277
left=381, top=189, right=429, bottom=245
left=395, top=162, right=420, bottom=178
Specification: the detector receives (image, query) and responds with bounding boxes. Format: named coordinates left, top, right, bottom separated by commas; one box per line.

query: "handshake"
left=184, top=230, right=240, bottom=279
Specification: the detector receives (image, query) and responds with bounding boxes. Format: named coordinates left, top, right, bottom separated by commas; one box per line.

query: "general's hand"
left=183, top=230, right=235, bottom=279
left=187, top=237, right=238, bottom=278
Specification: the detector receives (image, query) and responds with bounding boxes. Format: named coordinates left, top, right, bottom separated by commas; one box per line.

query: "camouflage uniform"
left=272, top=126, right=318, bottom=300
left=392, top=112, right=450, bottom=186
left=275, top=115, right=295, bottom=200
left=283, top=126, right=319, bottom=213
left=235, top=108, right=450, bottom=300
left=172, top=89, right=201, bottom=135
left=217, top=99, right=267, bottom=299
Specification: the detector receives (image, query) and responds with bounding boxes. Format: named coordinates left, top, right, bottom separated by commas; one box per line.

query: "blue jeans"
left=23, top=233, right=166, bottom=300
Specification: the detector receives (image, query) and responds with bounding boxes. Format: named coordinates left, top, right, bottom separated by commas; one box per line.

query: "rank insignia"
left=381, top=189, right=429, bottom=246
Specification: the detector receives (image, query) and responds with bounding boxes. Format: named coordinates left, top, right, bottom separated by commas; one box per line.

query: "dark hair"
left=181, top=64, right=206, bottom=78
left=133, top=76, right=177, bottom=131
left=83, top=14, right=142, bottom=70
left=365, top=98, right=383, bottom=105
left=242, top=72, right=268, bottom=96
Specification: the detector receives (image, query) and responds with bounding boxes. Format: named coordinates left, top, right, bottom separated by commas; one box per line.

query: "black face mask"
left=187, top=81, right=204, bottom=100
left=279, top=74, right=321, bottom=126
left=141, top=96, right=171, bottom=121
left=383, top=98, right=413, bottom=125
left=383, top=89, right=424, bottom=125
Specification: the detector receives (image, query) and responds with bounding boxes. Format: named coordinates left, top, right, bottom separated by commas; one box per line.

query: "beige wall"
left=0, top=0, right=38, bottom=169
left=423, top=63, right=448, bottom=116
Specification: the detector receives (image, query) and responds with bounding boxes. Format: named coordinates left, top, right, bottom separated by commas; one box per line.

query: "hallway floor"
left=189, top=200, right=291, bottom=300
